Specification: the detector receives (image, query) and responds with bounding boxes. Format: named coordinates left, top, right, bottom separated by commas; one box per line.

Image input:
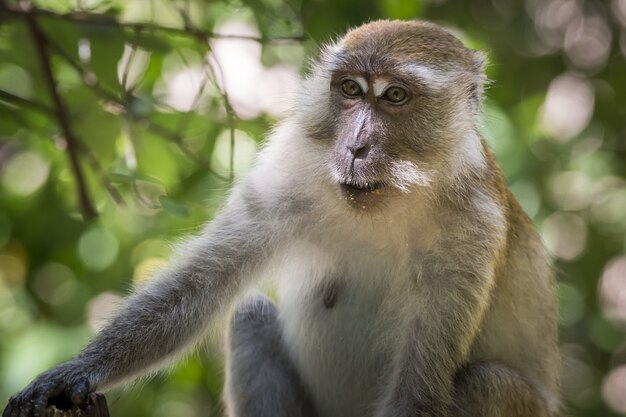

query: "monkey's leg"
left=452, top=362, right=557, bottom=417
left=224, top=295, right=317, bottom=417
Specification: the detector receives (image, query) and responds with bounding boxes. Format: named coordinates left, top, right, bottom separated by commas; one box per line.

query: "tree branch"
left=0, top=89, right=55, bottom=117
left=25, top=10, right=98, bottom=220
left=1, top=3, right=306, bottom=44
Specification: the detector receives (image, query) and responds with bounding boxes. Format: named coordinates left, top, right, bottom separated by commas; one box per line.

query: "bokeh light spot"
left=599, top=256, right=626, bottom=325
left=256, top=65, right=300, bottom=118
left=548, top=170, right=593, bottom=211
left=33, top=263, right=77, bottom=306
left=602, top=365, right=626, bottom=413
left=1, top=152, right=51, bottom=196
left=591, top=186, right=626, bottom=232
left=117, top=44, right=150, bottom=89
left=542, top=212, right=587, bottom=260
left=613, top=0, right=626, bottom=27
left=211, top=129, right=257, bottom=178
left=78, top=225, right=120, bottom=271
left=0, top=63, right=33, bottom=98
left=561, top=344, right=601, bottom=408
left=558, top=282, right=585, bottom=326
left=564, top=15, right=611, bottom=72
left=87, top=292, right=122, bottom=332
left=209, top=20, right=300, bottom=119
left=541, top=73, right=594, bottom=141
left=134, top=257, right=168, bottom=284
left=154, top=396, right=195, bottom=417
left=589, top=315, right=624, bottom=352
left=0, top=247, right=26, bottom=288
left=131, top=239, right=171, bottom=266
left=156, top=65, right=208, bottom=112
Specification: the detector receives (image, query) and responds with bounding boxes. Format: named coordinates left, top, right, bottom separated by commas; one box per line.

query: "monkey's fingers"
left=31, top=379, right=64, bottom=417
left=69, top=378, right=91, bottom=406
left=2, top=395, right=20, bottom=417
left=5, top=385, right=37, bottom=417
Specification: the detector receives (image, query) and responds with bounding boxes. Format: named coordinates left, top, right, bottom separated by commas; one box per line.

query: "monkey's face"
left=328, top=68, right=436, bottom=208
left=302, top=20, right=485, bottom=209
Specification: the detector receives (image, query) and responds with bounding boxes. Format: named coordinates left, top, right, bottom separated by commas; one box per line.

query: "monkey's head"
left=299, top=20, right=487, bottom=209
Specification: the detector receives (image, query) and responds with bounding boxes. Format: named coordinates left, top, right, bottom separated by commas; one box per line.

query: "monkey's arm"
left=3, top=182, right=289, bottom=417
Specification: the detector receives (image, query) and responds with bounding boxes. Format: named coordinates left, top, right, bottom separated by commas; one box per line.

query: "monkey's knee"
left=225, top=295, right=316, bottom=417
left=230, top=293, right=278, bottom=325
left=227, top=294, right=283, bottom=379
left=228, top=294, right=280, bottom=346
left=453, top=362, right=557, bottom=417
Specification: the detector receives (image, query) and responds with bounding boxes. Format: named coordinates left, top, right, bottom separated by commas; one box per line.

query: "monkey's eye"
left=382, top=86, right=408, bottom=104
left=341, top=79, right=363, bottom=97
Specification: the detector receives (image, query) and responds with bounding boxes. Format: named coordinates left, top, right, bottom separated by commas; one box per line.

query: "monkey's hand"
left=2, top=364, right=93, bottom=417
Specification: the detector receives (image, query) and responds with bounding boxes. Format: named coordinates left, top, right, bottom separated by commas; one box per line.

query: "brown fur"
left=341, top=21, right=476, bottom=70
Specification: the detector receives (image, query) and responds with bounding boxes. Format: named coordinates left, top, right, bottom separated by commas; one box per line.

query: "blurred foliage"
left=0, top=0, right=625, bottom=416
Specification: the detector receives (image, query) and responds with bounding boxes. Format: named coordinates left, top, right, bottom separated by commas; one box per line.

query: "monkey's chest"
left=277, top=253, right=410, bottom=417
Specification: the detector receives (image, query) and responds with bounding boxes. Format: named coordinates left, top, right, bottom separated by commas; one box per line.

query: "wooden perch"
left=44, top=393, right=109, bottom=417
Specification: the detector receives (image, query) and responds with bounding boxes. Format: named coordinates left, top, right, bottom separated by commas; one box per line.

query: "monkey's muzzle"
left=339, top=181, right=385, bottom=209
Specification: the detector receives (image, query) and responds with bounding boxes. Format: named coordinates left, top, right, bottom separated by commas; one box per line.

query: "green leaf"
left=158, top=195, right=189, bottom=218
left=125, top=33, right=172, bottom=54
left=132, top=128, right=181, bottom=186
left=66, top=88, right=120, bottom=161
left=81, top=26, right=125, bottom=90
left=38, top=17, right=81, bottom=64
left=109, top=171, right=162, bottom=184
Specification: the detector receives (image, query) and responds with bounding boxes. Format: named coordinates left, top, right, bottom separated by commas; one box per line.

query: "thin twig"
left=78, top=144, right=126, bottom=207
left=1, top=4, right=306, bottom=44
left=173, top=49, right=212, bottom=133
left=0, top=89, right=56, bottom=117
left=26, top=10, right=98, bottom=220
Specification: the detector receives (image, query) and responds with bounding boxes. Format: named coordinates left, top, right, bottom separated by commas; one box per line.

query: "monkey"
left=2, top=20, right=560, bottom=417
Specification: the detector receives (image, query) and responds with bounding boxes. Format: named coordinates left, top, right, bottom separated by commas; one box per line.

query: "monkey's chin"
left=339, top=182, right=385, bottom=210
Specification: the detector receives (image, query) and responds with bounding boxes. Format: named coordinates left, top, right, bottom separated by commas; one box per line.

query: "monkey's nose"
left=347, top=143, right=370, bottom=160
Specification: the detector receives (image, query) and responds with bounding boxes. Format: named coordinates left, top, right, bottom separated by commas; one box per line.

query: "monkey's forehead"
left=335, top=20, right=476, bottom=70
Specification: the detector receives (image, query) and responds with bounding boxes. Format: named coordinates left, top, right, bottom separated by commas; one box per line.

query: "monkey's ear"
left=315, top=41, right=344, bottom=72
left=472, top=50, right=488, bottom=74
left=470, top=50, right=489, bottom=113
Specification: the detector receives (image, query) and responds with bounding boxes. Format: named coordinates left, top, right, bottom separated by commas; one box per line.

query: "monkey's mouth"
left=339, top=181, right=384, bottom=200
